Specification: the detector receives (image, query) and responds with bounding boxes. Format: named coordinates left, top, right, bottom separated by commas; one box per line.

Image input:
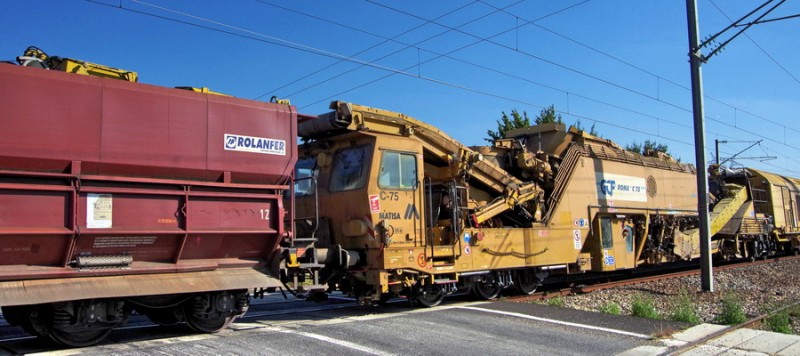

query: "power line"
left=262, top=1, right=778, bottom=157
left=252, top=0, right=482, bottom=99
left=484, top=0, right=800, bottom=137
left=473, top=3, right=800, bottom=162
left=354, top=1, right=800, bottom=157
left=697, top=0, right=783, bottom=62
left=477, top=0, right=678, bottom=90
left=248, top=1, right=736, bottom=143
left=708, top=0, right=800, bottom=86
left=736, top=12, right=800, bottom=25
left=87, top=0, right=800, bottom=173
left=90, top=0, right=698, bottom=152
left=363, top=0, right=690, bottom=112
left=112, top=0, right=794, bottom=154
left=277, top=0, right=590, bottom=100
left=277, top=0, right=530, bottom=100
left=245, top=0, right=714, bottom=143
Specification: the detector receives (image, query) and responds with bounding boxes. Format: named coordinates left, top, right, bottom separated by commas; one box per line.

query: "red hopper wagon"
left=0, top=62, right=297, bottom=346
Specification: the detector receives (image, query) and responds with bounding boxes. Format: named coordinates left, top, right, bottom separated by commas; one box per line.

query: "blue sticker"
left=579, top=218, right=586, bottom=227
left=604, top=256, right=615, bottom=266
left=463, top=233, right=471, bottom=243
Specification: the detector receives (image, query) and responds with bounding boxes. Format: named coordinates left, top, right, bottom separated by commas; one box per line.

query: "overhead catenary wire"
left=696, top=0, right=782, bottom=61
left=95, top=0, right=798, bottom=168
left=86, top=0, right=466, bottom=83
left=274, top=0, right=533, bottom=100
left=93, top=0, right=782, bottom=146
left=735, top=12, right=800, bottom=25
left=251, top=0, right=483, bottom=99
left=362, top=0, right=694, bottom=114
left=482, top=0, right=800, bottom=136
left=708, top=0, right=800, bottom=87
left=345, top=1, right=800, bottom=161
left=252, top=0, right=776, bottom=157
left=89, top=0, right=698, bottom=151
left=85, top=0, right=800, bottom=174
left=358, top=1, right=793, bottom=134
left=256, top=0, right=695, bottom=133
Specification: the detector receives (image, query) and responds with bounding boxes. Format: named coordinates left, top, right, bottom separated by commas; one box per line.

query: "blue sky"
left=3, top=1, right=798, bottom=175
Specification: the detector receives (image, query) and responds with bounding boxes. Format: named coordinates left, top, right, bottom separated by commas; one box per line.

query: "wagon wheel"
left=412, top=286, right=445, bottom=308
left=183, top=293, right=239, bottom=333
left=515, top=270, right=544, bottom=295
left=45, top=302, right=128, bottom=347
left=471, top=281, right=501, bottom=300
left=185, top=313, right=236, bottom=333
left=47, top=325, right=115, bottom=347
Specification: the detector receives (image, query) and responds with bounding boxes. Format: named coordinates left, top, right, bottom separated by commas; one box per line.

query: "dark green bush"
left=547, top=296, right=565, bottom=307
left=631, top=295, right=660, bottom=320
left=670, top=290, right=701, bottom=324
left=599, top=301, right=621, bottom=315
left=715, top=293, right=746, bottom=325
left=765, top=312, right=791, bottom=334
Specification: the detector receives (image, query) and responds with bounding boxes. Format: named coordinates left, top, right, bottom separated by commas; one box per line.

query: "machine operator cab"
left=294, top=134, right=414, bottom=243
left=292, top=131, right=468, bottom=269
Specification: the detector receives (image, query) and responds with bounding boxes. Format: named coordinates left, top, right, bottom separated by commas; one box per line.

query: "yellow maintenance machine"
left=291, top=101, right=745, bottom=306
left=710, top=166, right=800, bottom=260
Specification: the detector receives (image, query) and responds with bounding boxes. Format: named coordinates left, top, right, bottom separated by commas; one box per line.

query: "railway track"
left=0, top=293, right=365, bottom=354
left=667, top=299, right=800, bottom=355
left=3, top=255, right=797, bottom=353
left=507, top=255, right=800, bottom=303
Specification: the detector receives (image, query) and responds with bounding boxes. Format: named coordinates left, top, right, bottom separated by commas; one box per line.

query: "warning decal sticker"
left=369, top=195, right=381, bottom=213
left=87, top=193, right=112, bottom=229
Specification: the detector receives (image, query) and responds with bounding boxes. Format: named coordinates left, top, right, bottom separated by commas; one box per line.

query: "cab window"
left=600, top=216, right=613, bottom=249
left=378, top=151, right=417, bottom=189
left=624, top=225, right=634, bottom=252
left=294, top=156, right=317, bottom=197
left=330, top=145, right=369, bottom=192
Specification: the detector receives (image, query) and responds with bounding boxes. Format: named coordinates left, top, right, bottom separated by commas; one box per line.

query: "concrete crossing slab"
left=737, top=330, right=800, bottom=354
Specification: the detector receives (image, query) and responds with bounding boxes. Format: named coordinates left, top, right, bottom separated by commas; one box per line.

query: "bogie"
left=30, top=300, right=129, bottom=347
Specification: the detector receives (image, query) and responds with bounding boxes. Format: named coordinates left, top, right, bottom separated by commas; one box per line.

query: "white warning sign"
left=87, top=194, right=112, bottom=229
left=573, top=229, right=582, bottom=249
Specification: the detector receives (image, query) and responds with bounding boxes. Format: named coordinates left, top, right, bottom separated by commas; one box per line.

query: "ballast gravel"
left=541, top=258, right=800, bottom=333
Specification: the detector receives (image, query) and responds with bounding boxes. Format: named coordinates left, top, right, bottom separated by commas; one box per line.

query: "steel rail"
left=667, top=298, right=800, bottom=355
left=505, top=255, right=800, bottom=303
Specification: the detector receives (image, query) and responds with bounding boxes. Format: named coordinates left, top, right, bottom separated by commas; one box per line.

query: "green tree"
left=485, top=109, right=530, bottom=143
left=625, top=139, right=669, bottom=155
left=486, top=105, right=563, bottom=143
left=535, top=105, right=563, bottom=125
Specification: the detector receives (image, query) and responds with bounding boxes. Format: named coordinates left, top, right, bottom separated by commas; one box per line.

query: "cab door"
left=597, top=215, right=636, bottom=271
left=375, top=149, right=420, bottom=246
